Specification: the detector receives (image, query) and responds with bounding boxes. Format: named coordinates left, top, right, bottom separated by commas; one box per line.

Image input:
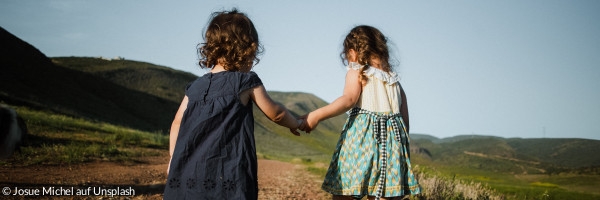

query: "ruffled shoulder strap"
left=347, top=62, right=363, bottom=71
left=346, top=62, right=400, bottom=85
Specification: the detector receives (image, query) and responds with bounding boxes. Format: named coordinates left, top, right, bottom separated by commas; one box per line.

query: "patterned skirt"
left=322, top=108, right=421, bottom=198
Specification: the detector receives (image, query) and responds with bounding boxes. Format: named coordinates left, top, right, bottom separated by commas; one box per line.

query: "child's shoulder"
left=346, top=63, right=400, bottom=85
left=224, top=71, right=261, bottom=82
left=195, top=70, right=260, bottom=80
left=193, top=70, right=262, bottom=89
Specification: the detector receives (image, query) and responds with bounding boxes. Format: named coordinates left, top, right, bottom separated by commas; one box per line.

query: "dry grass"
left=412, top=166, right=504, bottom=200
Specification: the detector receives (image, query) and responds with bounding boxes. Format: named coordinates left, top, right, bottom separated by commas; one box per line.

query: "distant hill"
left=411, top=133, right=443, bottom=143
left=51, top=57, right=197, bottom=103
left=411, top=133, right=600, bottom=171
left=411, top=133, right=502, bottom=144
left=506, top=138, right=600, bottom=169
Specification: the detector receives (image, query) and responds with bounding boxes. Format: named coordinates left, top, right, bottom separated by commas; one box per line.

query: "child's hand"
left=299, top=113, right=319, bottom=133
left=289, top=128, right=301, bottom=136
left=289, top=119, right=303, bottom=136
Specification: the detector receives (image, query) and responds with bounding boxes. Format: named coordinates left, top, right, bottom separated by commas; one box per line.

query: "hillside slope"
left=412, top=133, right=600, bottom=170
left=0, top=27, right=178, bottom=131
left=51, top=57, right=197, bottom=103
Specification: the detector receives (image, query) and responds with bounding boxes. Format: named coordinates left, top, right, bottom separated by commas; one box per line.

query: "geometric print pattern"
left=322, top=108, right=421, bottom=198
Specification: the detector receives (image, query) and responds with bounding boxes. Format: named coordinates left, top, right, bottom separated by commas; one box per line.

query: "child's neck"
left=210, top=64, right=226, bottom=73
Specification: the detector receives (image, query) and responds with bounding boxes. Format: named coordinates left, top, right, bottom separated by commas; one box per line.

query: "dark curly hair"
left=341, top=25, right=392, bottom=82
left=198, top=9, right=262, bottom=72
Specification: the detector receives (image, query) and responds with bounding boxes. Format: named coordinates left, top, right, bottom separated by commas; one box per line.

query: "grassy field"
left=411, top=155, right=600, bottom=200
left=2, top=105, right=168, bottom=166
left=1, top=104, right=503, bottom=200
left=4, top=88, right=599, bottom=199
left=3, top=102, right=338, bottom=166
left=5, top=104, right=600, bottom=200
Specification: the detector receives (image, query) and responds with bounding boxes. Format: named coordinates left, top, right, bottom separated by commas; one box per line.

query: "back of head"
left=198, top=9, right=261, bottom=72
left=341, top=25, right=391, bottom=73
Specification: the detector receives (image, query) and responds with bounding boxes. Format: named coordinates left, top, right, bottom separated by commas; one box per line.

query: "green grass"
left=491, top=184, right=599, bottom=200
left=16, top=143, right=123, bottom=165
left=411, top=154, right=600, bottom=200
left=6, top=105, right=168, bottom=166
left=530, top=182, right=559, bottom=188
left=307, top=166, right=328, bottom=177
left=9, top=103, right=598, bottom=200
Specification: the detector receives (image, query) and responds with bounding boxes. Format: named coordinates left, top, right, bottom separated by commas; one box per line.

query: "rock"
left=0, top=104, right=27, bottom=159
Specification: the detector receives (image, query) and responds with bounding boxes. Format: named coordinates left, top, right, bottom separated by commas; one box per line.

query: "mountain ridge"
left=411, top=133, right=600, bottom=170
left=1, top=27, right=179, bottom=131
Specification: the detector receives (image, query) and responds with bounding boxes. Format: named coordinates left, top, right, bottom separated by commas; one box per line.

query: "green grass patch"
left=412, top=157, right=600, bottom=200
left=14, top=143, right=124, bottom=165
left=307, top=166, right=328, bottom=178
left=491, top=183, right=599, bottom=200
left=7, top=105, right=169, bottom=166
left=530, top=182, right=559, bottom=188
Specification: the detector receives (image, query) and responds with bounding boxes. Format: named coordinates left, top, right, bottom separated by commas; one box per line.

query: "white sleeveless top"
left=347, top=62, right=402, bottom=113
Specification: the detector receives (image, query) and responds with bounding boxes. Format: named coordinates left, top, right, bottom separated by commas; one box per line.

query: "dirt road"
left=0, top=157, right=329, bottom=199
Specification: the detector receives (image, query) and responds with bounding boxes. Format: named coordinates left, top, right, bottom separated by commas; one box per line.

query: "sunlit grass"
left=530, top=182, right=559, bottom=188
left=7, top=105, right=168, bottom=166
left=412, top=157, right=600, bottom=200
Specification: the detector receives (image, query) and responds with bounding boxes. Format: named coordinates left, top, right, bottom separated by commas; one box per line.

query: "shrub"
left=412, top=166, right=504, bottom=200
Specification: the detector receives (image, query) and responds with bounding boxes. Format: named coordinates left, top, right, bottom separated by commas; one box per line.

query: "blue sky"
left=1, top=0, right=599, bottom=140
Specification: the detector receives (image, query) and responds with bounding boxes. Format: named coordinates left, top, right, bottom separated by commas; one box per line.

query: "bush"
left=412, top=166, right=504, bottom=200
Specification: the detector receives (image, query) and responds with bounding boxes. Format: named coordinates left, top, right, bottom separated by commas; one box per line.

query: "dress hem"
left=321, top=184, right=421, bottom=197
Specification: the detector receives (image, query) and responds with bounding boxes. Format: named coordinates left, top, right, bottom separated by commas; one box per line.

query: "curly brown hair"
left=198, top=9, right=262, bottom=72
left=341, top=25, right=392, bottom=82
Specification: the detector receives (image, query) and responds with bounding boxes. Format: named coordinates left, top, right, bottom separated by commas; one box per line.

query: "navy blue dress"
left=164, top=71, right=263, bottom=200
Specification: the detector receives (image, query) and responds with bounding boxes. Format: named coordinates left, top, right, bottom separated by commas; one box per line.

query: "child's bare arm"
left=168, top=96, right=188, bottom=174
left=249, top=85, right=300, bottom=135
left=170, top=96, right=188, bottom=157
left=400, top=85, right=409, bottom=133
left=302, top=69, right=362, bottom=132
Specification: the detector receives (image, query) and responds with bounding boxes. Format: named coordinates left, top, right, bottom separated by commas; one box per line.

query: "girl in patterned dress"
left=299, top=25, right=421, bottom=200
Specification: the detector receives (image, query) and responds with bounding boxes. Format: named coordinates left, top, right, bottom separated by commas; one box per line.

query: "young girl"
left=164, top=9, right=301, bottom=199
left=299, top=25, right=421, bottom=200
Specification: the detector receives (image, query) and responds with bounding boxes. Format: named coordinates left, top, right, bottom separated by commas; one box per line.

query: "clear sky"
left=1, top=0, right=599, bottom=140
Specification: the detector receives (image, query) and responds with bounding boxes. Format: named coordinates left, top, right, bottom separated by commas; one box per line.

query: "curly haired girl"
left=164, top=9, right=301, bottom=200
left=300, top=25, right=421, bottom=200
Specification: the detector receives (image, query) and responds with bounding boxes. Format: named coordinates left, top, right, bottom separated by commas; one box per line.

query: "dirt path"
left=0, top=158, right=329, bottom=199
left=257, top=159, right=329, bottom=200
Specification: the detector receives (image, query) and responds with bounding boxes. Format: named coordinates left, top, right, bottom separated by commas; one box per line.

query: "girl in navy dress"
left=164, top=9, right=301, bottom=199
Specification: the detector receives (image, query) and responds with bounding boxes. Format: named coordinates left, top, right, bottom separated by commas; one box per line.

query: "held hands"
left=298, top=113, right=319, bottom=134
left=289, top=119, right=303, bottom=136
left=288, top=112, right=319, bottom=135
